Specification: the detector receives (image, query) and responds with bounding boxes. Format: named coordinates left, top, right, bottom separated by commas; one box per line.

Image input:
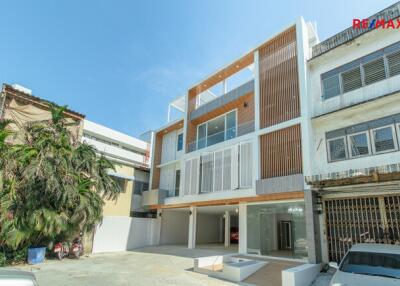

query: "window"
left=207, top=116, right=225, bottom=146
left=226, top=111, right=236, bottom=139
left=363, top=57, right=386, bottom=85
left=322, top=74, right=341, bottom=99
left=196, top=110, right=237, bottom=150
left=112, top=176, right=127, bottom=193
left=371, top=126, right=397, bottom=153
left=174, top=170, right=180, bottom=196
left=328, top=137, right=347, bottom=162
left=177, top=133, right=183, bottom=151
left=197, top=124, right=206, bottom=149
left=387, top=50, right=400, bottom=77
left=348, top=132, right=370, bottom=158
left=321, top=41, right=400, bottom=100
left=341, top=66, right=362, bottom=93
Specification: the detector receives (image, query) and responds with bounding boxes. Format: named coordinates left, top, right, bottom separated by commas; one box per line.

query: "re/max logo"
left=353, top=18, right=400, bottom=29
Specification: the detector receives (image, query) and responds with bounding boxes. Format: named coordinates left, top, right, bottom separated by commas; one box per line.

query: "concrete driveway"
left=15, top=246, right=238, bottom=286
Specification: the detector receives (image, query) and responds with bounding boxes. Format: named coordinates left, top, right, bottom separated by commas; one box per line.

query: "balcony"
left=83, top=137, right=148, bottom=167
left=190, top=80, right=254, bottom=121
left=187, top=120, right=254, bottom=153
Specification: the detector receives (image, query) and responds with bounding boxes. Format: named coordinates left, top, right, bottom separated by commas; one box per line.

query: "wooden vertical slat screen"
left=258, top=26, right=300, bottom=128
left=260, top=124, right=302, bottom=179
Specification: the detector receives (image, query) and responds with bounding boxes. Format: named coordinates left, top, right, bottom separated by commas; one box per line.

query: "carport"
left=159, top=205, right=239, bottom=252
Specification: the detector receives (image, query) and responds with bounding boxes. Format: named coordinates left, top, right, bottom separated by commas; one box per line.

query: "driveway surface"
left=15, top=246, right=238, bottom=286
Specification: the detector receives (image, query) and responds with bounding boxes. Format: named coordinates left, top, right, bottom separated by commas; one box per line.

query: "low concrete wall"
left=282, top=264, right=321, bottom=286
left=92, top=216, right=159, bottom=253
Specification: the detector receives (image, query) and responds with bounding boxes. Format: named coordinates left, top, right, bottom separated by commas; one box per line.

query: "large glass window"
left=372, top=126, right=396, bottom=153
left=328, top=137, right=347, bottom=162
left=196, top=110, right=237, bottom=149
left=247, top=202, right=307, bottom=259
left=207, top=116, right=225, bottom=146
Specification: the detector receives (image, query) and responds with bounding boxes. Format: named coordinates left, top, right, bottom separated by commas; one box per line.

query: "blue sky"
left=0, top=0, right=396, bottom=137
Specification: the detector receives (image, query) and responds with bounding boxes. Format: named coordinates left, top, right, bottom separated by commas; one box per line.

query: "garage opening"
left=160, top=208, right=189, bottom=246
left=196, top=205, right=239, bottom=252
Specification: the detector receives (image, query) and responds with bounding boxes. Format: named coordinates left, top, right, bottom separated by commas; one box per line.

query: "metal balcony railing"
left=187, top=120, right=254, bottom=152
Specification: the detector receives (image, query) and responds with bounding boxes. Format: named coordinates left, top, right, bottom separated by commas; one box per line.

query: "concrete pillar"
left=224, top=211, right=231, bottom=247
left=151, top=209, right=162, bottom=246
left=305, top=190, right=322, bottom=264
left=238, top=203, right=247, bottom=254
left=188, top=206, right=197, bottom=249
left=222, top=79, right=227, bottom=94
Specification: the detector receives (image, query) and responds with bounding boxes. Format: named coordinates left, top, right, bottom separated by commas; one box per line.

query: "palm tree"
left=0, top=106, right=121, bottom=249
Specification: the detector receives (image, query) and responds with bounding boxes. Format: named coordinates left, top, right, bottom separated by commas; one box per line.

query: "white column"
left=253, top=50, right=261, bottom=183
left=224, top=211, right=231, bottom=247
left=151, top=209, right=162, bottom=246
left=238, top=203, right=247, bottom=254
left=223, top=79, right=227, bottom=94
left=188, top=206, right=197, bottom=249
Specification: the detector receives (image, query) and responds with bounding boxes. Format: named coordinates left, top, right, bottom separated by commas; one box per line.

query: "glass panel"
left=174, top=170, right=180, bottom=196
left=197, top=124, right=206, bottom=149
left=322, top=74, right=341, bottom=99
left=328, top=138, right=346, bottom=161
left=247, top=202, right=307, bottom=259
left=177, top=133, right=183, bottom=151
left=226, top=111, right=236, bottom=140
left=349, top=133, right=369, bottom=157
left=373, top=126, right=395, bottom=152
left=207, top=116, right=225, bottom=146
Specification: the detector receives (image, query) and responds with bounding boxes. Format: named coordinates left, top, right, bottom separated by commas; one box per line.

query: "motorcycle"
left=70, top=234, right=84, bottom=259
left=53, top=242, right=69, bottom=260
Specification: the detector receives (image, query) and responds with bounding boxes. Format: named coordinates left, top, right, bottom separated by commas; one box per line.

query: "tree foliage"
left=0, top=106, right=121, bottom=249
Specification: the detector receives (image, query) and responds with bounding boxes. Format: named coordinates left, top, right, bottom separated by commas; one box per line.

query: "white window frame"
left=370, top=125, right=398, bottom=154
left=347, top=131, right=371, bottom=158
left=327, top=136, right=348, bottom=162
left=196, top=109, right=237, bottom=149
left=397, top=123, right=400, bottom=148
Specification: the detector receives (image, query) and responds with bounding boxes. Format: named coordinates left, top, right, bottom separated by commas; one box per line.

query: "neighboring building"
left=306, top=3, right=400, bottom=263
left=82, top=120, right=156, bottom=253
left=143, top=19, right=319, bottom=262
left=0, top=83, right=84, bottom=139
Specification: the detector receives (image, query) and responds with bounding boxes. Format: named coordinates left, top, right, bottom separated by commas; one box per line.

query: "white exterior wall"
left=160, top=210, right=189, bottom=245
left=308, top=29, right=400, bottom=118
left=92, top=216, right=159, bottom=253
left=308, top=29, right=400, bottom=176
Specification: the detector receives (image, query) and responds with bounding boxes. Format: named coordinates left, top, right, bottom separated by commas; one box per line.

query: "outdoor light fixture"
left=243, top=102, right=248, bottom=108
left=159, top=212, right=162, bottom=217
left=235, top=208, right=239, bottom=214
left=189, top=210, right=192, bottom=215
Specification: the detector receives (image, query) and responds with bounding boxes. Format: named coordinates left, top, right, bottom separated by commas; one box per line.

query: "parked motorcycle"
left=70, top=234, right=84, bottom=258
left=53, top=242, right=69, bottom=260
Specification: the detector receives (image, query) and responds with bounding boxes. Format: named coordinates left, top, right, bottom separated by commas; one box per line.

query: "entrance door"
left=259, top=213, right=275, bottom=255
left=279, top=221, right=292, bottom=250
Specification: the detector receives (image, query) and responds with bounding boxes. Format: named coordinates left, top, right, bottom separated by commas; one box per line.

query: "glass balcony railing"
left=187, top=120, right=255, bottom=152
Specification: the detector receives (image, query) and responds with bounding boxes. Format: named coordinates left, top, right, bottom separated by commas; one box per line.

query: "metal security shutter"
left=239, top=142, right=253, bottom=188
left=324, top=194, right=400, bottom=263
left=363, top=57, right=386, bottom=85
left=387, top=50, right=400, bottom=77
left=341, top=66, right=362, bottom=93
left=201, top=153, right=214, bottom=193
left=322, top=74, right=341, bottom=99
left=214, top=151, right=223, bottom=192
left=184, top=160, right=191, bottom=195
left=223, top=148, right=232, bottom=190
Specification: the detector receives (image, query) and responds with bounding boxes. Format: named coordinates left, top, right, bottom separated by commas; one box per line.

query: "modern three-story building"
left=143, top=18, right=320, bottom=263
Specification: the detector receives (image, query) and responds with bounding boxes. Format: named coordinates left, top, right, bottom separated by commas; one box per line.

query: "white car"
left=329, top=243, right=400, bottom=286
left=0, top=268, right=38, bottom=286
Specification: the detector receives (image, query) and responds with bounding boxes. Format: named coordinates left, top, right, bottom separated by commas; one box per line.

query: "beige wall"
left=103, top=163, right=135, bottom=217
